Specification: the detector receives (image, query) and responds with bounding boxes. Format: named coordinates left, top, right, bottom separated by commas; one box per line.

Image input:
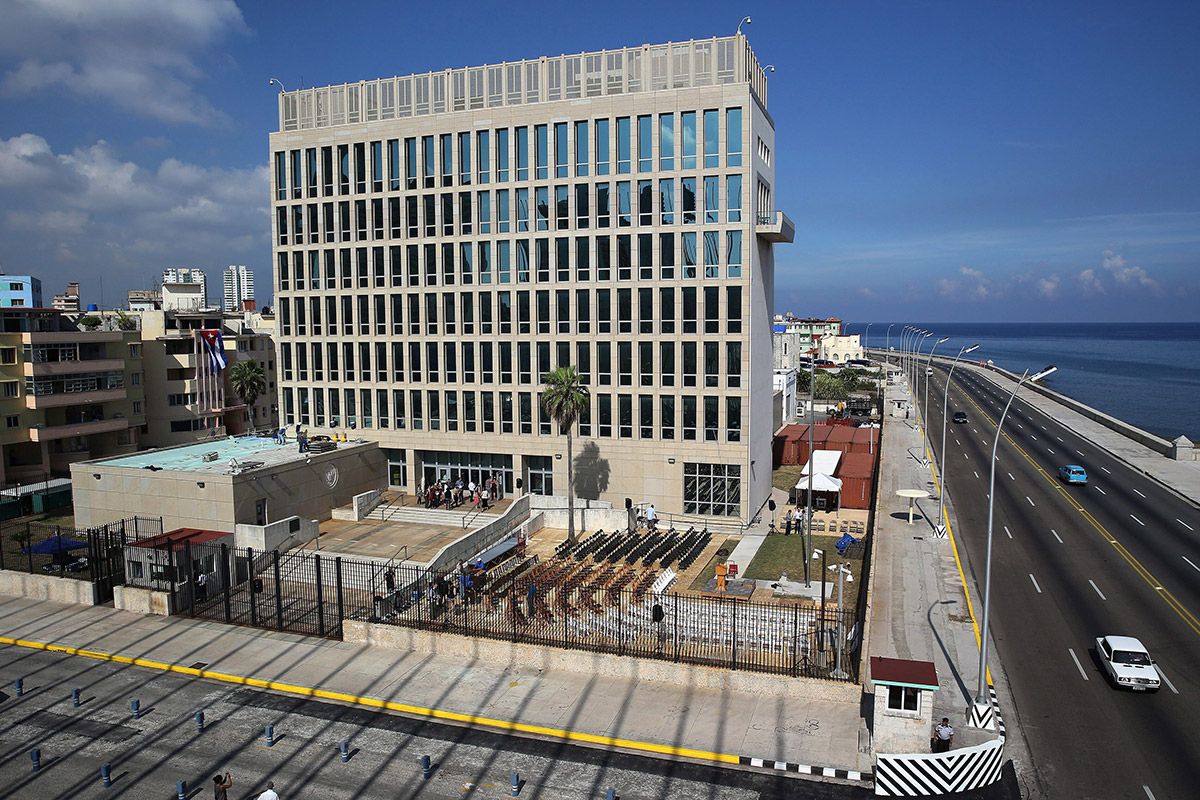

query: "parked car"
left=1095, top=635, right=1160, bottom=692
left=1057, top=465, right=1088, bottom=485
left=952, top=411, right=968, bottom=424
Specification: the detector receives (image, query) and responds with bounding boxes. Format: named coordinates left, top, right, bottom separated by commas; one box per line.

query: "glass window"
left=515, top=126, right=529, bottom=181
left=660, top=396, right=675, bottom=439
left=497, top=189, right=510, bottom=233
left=681, top=177, right=696, bottom=224
left=595, top=118, right=610, bottom=175
left=575, top=184, right=590, bottom=229
left=534, top=124, right=548, bottom=179
left=617, top=182, right=631, bottom=227
left=726, top=231, right=743, bottom=278
left=478, top=190, right=491, bottom=234
left=575, top=236, right=590, bottom=281
left=496, top=128, right=510, bottom=181
left=405, top=138, right=417, bottom=189
left=638, top=180, right=652, bottom=226
left=704, top=175, right=720, bottom=223
left=596, top=238, right=611, bottom=281
left=660, top=340, right=675, bottom=385
left=682, top=232, right=697, bottom=279
left=704, top=231, right=720, bottom=278
left=704, top=396, right=719, bottom=441
left=618, top=394, right=633, bottom=438
left=555, top=122, right=568, bottom=178
left=459, top=131, right=472, bottom=185
left=598, top=394, right=612, bottom=437
left=659, top=179, right=674, bottom=225
left=681, top=111, right=696, bottom=169
left=727, top=342, right=742, bottom=388
left=726, top=285, right=742, bottom=333
left=727, top=174, right=742, bottom=222
left=683, top=463, right=741, bottom=516
left=477, top=130, right=490, bottom=183
left=616, top=116, right=631, bottom=174
left=637, top=114, right=652, bottom=172
left=682, top=395, right=697, bottom=440
left=639, top=394, right=653, bottom=438
left=371, top=141, right=383, bottom=192
left=659, top=113, right=674, bottom=170
left=535, top=186, right=549, bottom=231
left=516, top=188, right=530, bottom=231
left=596, top=183, right=611, bottom=227
left=274, top=151, right=286, bottom=200
left=726, top=107, right=743, bottom=166
left=574, top=121, right=589, bottom=176
left=555, top=186, right=569, bottom=230
left=422, top=136, right=434, bottom=187
left=703, top=109, right=719, bottom=168
left=660, top=235, right=675, bottom=280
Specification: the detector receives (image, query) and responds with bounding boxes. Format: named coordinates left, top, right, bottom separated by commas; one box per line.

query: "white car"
left=1095, top=635, right=1160, bottom=692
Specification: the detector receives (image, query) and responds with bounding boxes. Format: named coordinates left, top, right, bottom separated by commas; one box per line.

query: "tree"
left=542, top=366, right=591, bottom=545
left=228, top=359, right=267, bottom=418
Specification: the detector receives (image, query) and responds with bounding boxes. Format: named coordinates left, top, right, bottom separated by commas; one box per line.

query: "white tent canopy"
left=800, top=450, right=842, bottom=477
left=795, top=472, right=843, bottom=493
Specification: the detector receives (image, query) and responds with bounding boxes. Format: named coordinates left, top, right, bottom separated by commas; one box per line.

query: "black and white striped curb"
left=738, top=756, right=872, bottom=783
left=989, top=684, right=1007, bottom=739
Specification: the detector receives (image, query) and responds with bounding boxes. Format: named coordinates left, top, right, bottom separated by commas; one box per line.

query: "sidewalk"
left=964, top=364, right=1200, bottom=504
left=867, top=376, right=996, bottom=749
left=0, top=593, right=871, bottom=779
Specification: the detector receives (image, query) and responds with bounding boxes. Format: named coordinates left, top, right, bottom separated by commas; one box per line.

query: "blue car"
left=1058, top=465, right=1088, bottom=485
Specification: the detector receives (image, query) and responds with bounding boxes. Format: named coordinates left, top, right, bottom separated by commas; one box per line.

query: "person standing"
left=714, top=561, right=728, bottom=593
left=255, top=781, right=279, bottom=800
left=784, top=507, right=795, bottom=536
left=645, top=504, right=658, bottom=532
left=932, top=717, right=954, bottom=752
left=196, top=571, right=208, bottom=603
left=212, top=772, right=233, bottom=800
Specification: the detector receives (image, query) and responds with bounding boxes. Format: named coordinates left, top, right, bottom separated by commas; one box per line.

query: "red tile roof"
left=870, top=656, right=939, bottom=690
left=130, top=528, right=232, bottom=551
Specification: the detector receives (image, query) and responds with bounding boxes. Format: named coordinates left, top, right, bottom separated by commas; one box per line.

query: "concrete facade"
left=269, top=35, right=791, bottom=524
left=0, top=275, right=42, bottom=308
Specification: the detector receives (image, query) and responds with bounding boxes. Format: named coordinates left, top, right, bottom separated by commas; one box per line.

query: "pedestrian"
left=385, top=568, right=396, bottom=595
left=196, top=570, right=208, bottom=603
left=480, top=486, right=490, bottom=510
left=212, top=772, right=233, bottom=800
left=255, top=781, right=279, bottom=800
left=714, top=561, right=728, bottom=593
left=645, top=504, right=658, bottom=532
left=784, top=507, right=794, bottom=536
left=526, top=582, right=537, bottom=618
left=931, top=717, right=954, bottom=752
left=651, top=602, right=666, bottom=650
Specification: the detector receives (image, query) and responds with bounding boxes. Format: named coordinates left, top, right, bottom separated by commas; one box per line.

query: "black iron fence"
left=376, top=562, right=856, bottom=680
left=0, top=516, right=161, bottom=590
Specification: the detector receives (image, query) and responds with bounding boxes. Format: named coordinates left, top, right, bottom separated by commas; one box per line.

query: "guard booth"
left=870, top=656, right=938, bottom=754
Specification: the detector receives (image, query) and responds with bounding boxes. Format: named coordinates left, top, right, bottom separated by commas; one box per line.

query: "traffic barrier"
left=30, top=748, right=41, bottom=772
left=14, top=678, right=22, bottom=697
left=265, top=724, right=275, bottom=747
left=421, top=754, right=431, bottom=779
left=100, top=763, right=112, bottom=787
left=511, top=771, right=520, bottom=795
left=71, top=688, right=81, bottom=707
left=130, top=699, right=140, bottom=719
left=176, top=780, right=186, bottom=800
left=195, top=710, right=205, bottom=732
left=340, top=740, right=350, bottom=762
left=606, top=790, right=616, bottom=800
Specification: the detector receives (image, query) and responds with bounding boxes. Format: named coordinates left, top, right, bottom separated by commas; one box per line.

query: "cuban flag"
left=199, top=329, right=227, bottom=373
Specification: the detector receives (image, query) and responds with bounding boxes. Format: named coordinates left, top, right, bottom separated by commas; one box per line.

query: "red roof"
left=839, top=452, right=877, bottom=479
left=130, top=527, right=232, bottom=551
left=870, top=656, right=939, bottom=690
left=825, top=426, right=856, bottom=443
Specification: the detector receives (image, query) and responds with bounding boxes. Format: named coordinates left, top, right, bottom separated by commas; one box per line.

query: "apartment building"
left=0, top=309, right=144, bottom=486
left=0, top=275, right=43, bottom=309
left=270, top=35, right=792, bottom=520
left=135, top=308, right=278, bottom=448
left=162, top=268, right=209, bottom=311
left=223, top=264, right=256, bottom=312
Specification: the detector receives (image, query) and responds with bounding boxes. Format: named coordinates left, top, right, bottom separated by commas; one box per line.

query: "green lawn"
left=772, top=464, right=804, bottom=495
left=743, top=533, right=864, bottom=606
left=688, top=537, right=741, bottom=591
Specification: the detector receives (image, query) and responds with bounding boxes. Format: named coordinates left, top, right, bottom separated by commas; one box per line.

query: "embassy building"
left=270, top=34, right=793, bottom=521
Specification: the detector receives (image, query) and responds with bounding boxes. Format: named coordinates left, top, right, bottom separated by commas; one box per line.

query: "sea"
left=859, top=323, right=1200, bottom=443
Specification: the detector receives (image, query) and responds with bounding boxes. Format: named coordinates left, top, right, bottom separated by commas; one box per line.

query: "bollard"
left=606, top=790, right=616, bottom=800
left=176, top=780, right=186, bottom=800
left=195, top=711, right=204, bottom=733
left=30, top=748, right=41, bottom=772
left=15, top=678, right=23, bottom=697
left=265, top=724, right=275, bottom=747
left=72, top=688, right=81, bottom=707
left=511, top=771, right=520, bottom=796
left=130, top=699, right=140, bottom=720
left=339, top=740, right=350, bottom=763
left=420, top=754, right=431, bottom=780
left=100, top=763, right=112, bottom=788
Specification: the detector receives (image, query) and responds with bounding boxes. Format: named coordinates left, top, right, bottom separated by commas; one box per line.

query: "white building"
left=162, top=268, right=209, bottom=311
left=270, top=34, right=793, bottom=521
left=223, top=264, right=255, bottom=312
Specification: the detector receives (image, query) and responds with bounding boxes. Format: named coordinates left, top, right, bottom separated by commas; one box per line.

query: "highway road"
left=912, top=359, right=1200, bottom=800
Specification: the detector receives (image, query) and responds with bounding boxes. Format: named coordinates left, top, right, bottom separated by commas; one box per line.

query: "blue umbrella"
left=22, top=537, right=88, bottom=556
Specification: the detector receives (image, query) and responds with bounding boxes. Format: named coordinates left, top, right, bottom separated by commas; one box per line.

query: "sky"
left=0, top=0, right=1197, bottom=322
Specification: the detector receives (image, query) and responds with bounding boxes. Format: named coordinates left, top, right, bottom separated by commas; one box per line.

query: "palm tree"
left=542, top=366, right=591, bottom=545
left=228, top=360, right=267, bottom=420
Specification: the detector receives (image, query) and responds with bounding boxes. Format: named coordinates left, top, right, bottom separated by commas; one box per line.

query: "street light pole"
left=935, top=344, right=979, bottom=534
left=863, top=322, right=873, bottom=357
left=975, top=365, right=1057, bottom=711
left=885, top=324, right=895, bottom=365
left=923, top=336, right=950, bottom=447
left=803, top=345, right=817, bottom=586
left=829, top=561, right=852, bottom=680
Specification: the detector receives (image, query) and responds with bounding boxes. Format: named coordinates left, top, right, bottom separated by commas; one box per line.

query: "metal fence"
left=0, top=516, right=161, bottom=588
left=376, top=562, right=857, bottom=680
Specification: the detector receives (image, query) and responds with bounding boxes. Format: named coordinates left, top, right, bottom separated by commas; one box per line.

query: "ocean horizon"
left=858, top=322, right=1200, bottom=442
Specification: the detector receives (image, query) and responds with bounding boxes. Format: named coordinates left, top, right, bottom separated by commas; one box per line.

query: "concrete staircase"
left=366, top=502, right=502, bottom=529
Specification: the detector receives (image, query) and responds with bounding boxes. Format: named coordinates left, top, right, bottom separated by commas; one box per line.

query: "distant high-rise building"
left=51, top=282, right=81, bottom=312
left=0, top=274, right=42, bottom=308
left=127, top=289, right=163, bottom=311
left=222, top=265, right=255, bottom=312
left=162, top=268, right=208, bottom=311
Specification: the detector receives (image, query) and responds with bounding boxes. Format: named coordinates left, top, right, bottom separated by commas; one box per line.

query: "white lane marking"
left=1095, top=486, right=1107, bottom=495
left=1041, top=425, right=1047, bottom=431
left=1100, top=466, right=1111, bottom=474
left=972, top=428, right=978, bottom=434
left=973, top=471, right=979, bottom=479
left=1075, top=449, right=1084, bottom=457
left=964, top=453, right=969, bottom=460
left=1183, top=556, right=1200, bottom=573
left=1031, top=434, right=1038, bottom=441
left=1144, top=785, right=1157, bottom=800
left=1029, top=573, right=1042, bottom=593
left=1068, top=648, right=1089, bottom=680
left=1016, top=423, right=1022, bottom=429
left=1088, top=580, right=1106, bottom=600
left=1051, top=528, right=1063, bottom=543
left=1026, top=496, right=1035, bottom=507
left=1180, top=519, right=1196, bottom=532
left=1007, top=472, right=1015, bottom=481
left=1130, top=514, right=1145, bottom=527
left=1133, top=488, right=1146, bottom=499
left=1156, top=668, right=1180, bottom=695
left=1056, top=436, right=1063, bottom=442
left=1004, top=525, right=1013, bottom=539
left=955, top=437, right=960, bottom=446
left=1047, top=448, right=1056, bottom=456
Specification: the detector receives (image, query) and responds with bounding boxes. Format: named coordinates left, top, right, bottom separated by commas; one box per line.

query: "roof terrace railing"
left=277, top=35, right=767, bottom=133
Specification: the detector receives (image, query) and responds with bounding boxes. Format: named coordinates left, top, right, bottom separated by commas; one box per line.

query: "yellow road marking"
left=952, top=376, right=1200, bottom=637
left=0, top=634, right=741, bottom=765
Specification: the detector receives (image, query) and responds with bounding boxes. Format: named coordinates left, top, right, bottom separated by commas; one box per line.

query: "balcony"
left=755, top=210, right=795, bottom=243
left=25, top=387, right=127, bottom=410
left=22, top=330, right=124, bottom=345
left=23, top=358, right=125, bottom=377
left=28, top=417, right=130, bottom=442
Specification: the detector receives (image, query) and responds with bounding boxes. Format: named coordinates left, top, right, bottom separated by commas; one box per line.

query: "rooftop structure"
left=0, top=275, right=43, bottom=309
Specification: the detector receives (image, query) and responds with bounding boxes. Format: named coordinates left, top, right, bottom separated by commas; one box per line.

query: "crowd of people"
left=418, top=474, right=503, bottom=511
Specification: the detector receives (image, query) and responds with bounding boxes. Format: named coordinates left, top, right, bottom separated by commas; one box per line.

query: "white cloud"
left=0, top=133, right=268, bottom=298
left=0, top=0, right=246, bottom=126
left=1036, top=275, right=1060, bottom=297
left=1077, top=268, right=1104, bottom=294
left=1101, top=249, right=1162, bottom=292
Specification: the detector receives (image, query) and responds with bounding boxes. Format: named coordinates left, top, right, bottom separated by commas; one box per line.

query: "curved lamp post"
left=935, top=343, right=979, bottom=534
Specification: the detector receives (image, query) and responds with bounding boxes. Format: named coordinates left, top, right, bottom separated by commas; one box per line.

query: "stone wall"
left=113, top=585, right=174, bottom=616
left=0, top=570, right=96, bottom=606
left=343, top=619, right=861, bottom=704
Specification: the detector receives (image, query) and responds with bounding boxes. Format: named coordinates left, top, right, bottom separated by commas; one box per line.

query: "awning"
left=473, top=536, right=517, bottom=566
left=801, top=449, right=842, bottom=476
left=795, top=473, right=843, bottom=493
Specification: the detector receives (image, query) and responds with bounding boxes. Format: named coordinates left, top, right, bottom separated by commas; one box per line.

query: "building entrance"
left=419, top=450, right=513, bottom=495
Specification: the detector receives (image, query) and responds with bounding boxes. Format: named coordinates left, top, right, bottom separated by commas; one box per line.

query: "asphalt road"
left=912, top=360, right=1200, bottom=800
